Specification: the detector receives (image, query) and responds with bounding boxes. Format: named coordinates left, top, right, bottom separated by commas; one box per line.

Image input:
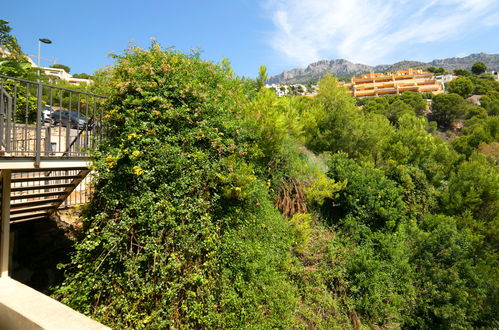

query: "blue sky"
left=4, top=0, right=499, bottom=78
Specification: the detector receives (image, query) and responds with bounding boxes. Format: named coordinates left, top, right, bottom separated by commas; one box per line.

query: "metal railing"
left=0, top=74, right=106, bottom=164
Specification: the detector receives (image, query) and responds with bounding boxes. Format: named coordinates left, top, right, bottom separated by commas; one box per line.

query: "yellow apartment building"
left=340, top=68, right=444, bottom=98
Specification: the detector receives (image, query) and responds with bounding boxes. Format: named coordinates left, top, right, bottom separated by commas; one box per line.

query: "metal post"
left=37, top=40, right=41, bottom=76
left=1, top=170, right=12, bottom=278
left=45, top=127, right=51, bottom=156
left=0, top=87, right=4, bottom=152
left=35, top=83, right=43, bottom=166
left=5, top=94, right=12, bottom=153
left=37, top=40, right=41, bottom=67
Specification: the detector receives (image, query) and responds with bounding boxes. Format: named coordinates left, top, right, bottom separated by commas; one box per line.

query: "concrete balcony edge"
left=0, top=277, right=109, bottom=329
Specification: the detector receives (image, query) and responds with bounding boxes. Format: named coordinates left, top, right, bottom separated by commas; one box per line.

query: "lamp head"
left=39, top=38, right=52, bottom=44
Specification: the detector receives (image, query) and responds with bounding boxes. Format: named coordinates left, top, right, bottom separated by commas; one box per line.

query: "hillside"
left=267, top=53, right=499, bottom=84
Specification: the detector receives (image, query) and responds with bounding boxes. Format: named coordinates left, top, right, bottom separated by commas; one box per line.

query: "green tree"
left=427, top=66, right=445, bottom=75
left=480, top=91, right=499, bottom=116
left=384, top=114, right=458, bottom=183
left=50, top=63, right=71, bottom=73
left=72, top=73, right=92, bottom=79
left=387, top=99, right=414, bottom=124
left=256, top=64, right=268, bottom=91
left=219, top=57, right=234, bottom=79
left=0, top=19, right=22, bottom=58
left=304, top=74, right=394, bottom=162
left=470, top=75, right=499, bottom=95
left=454, top=68, right=471, bottom=76
left=471, top=61, right=487, bottom=75
left=398, top=91, right=427, bottom=116
left=444, top=154, right=498, bottom=222
left=0, top=20, right=39, bottom=80
left=431, top=93, right=467, bottom=128
left=446, top=76, right=474, bottom=98
left=362, top=97, right=390, bottom=116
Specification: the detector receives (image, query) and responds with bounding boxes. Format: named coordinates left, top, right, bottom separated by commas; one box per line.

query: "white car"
left=43, top=105, right=53, bottom=123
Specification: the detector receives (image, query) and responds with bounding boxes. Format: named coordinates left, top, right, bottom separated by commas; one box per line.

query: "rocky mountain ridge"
left=267, top=53, right=499, bottom=84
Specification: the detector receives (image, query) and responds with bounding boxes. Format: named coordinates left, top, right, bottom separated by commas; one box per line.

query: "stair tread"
left=11, top=198, right=62, bottom=209
left=10, top=191, right=67, bottom=200
left=10, top=204, right=55, bottom=214
left=11, top=175, right=81, bottom=182
left=11, top=183, right=74, bottom=191
left=10, top=216, right=49, bottom=224
left=10, top=211, right=50, bottom=221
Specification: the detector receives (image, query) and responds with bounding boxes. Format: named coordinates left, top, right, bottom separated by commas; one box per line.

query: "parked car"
left=50, top=110, right=89, bottom=129
left=42, top=105, right=53, bottom=123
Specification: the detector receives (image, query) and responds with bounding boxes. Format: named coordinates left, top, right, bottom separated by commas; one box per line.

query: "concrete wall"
left=0, top=277, right=109, bottom=330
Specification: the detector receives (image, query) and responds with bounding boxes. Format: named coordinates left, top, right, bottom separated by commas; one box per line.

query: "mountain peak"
left=267, top=53, right=499, bottom=84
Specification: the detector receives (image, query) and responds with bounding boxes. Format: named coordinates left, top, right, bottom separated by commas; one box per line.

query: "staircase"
left=0, top=74, right=105, bottom=279
left=5, top=167, right=90, bottom=224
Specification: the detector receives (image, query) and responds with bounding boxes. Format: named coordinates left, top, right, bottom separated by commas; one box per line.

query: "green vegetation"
left=3, top=20, right=497, bottom=324
left=471, top=61, right=487, bottom=75
left=0, top=20, right=39, bottom=80
left=0, top=19, right=22, bottom=58
left=2, top=27, right=496, bottom=328
left=454, top=68, right=472, bottom=76
left=51, top=45, right=498, bottom=329
left=431, top=93, right=467, bottom=128
left=427, top=66, right=445, bottom=75
left=50, top=63, right=71, bottom=73
left=446, top=76, right=474, bottom=98
left=257, top=64, right=268, bottom=91
left=72, top=73, right=92, bottom=79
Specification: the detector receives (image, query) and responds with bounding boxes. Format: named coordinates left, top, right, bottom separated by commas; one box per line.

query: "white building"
left=265, top=83, right=318, bottom=97
left=38, top=66, right=92, bottom=86
left=435, top=74, right=457, bottom=91
left=487, top=71, right=499, bottom=81
left=1, top=47, right=92, bottom=86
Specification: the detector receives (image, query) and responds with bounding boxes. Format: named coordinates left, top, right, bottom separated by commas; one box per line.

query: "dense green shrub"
left=326, top=153, right=406, bottom=231
left=408, top=214, right=490, bottom=328
left=55, top=44, right=299, bottom=328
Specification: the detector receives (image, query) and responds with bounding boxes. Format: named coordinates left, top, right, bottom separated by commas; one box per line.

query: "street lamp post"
left=37, top=38, right=52, bottom=74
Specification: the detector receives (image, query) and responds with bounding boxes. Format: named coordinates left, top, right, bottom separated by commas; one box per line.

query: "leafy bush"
left=56, top=44, right=298, bottom=328
left=408, top=214, right=490, bottom=328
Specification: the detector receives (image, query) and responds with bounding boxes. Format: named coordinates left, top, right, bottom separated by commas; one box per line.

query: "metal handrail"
left=0, top=74, right=105, bottom=98
left=0, top=74, right=106, bottom=165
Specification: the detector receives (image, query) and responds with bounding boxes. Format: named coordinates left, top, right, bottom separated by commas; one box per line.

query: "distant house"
left=39, top=66, right=92, bottom=86
left=265, top=83, right=318, bottom=97
left=467, top=95, right=482, bottom=106
left=339, top=68, right=444, bottom=98
left=1, top=47, right=91, bottom=86
left=487, top=71, right=499, bottom=81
